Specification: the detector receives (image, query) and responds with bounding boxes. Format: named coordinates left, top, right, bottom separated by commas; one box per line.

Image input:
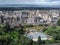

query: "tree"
left=42, top=27, right=47, bottom=32
left=37, top=36, right=42, bottom=45
left=14, top=25, right=25, bottom=34
left=5, top=22, right=11, bottom=32
left=20, top=25, right=25, bottom=34
left=57, top=19, right=60, bottom=26
left=51, top=37, right=56, bottom=43
left=0, top=23, right=34, bottom=45
left=29, top=39, right=33, bottom=45
left=0, top=15, right=4, bottom=23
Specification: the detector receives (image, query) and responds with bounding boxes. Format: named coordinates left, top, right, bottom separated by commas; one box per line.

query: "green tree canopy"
left=57, top=19, right=60, bottom=26
left=37, top=36, right=42, bottom=45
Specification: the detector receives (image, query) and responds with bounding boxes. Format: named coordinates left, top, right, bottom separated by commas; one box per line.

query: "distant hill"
left=0, top=4, right=60, bottom=8
left=0, top=4, right=60, bottom=10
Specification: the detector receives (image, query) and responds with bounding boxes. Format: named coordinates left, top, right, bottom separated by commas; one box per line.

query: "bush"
left=24, top=25, right=34, bottom=27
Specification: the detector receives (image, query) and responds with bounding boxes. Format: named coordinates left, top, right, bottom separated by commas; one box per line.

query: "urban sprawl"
left=0, top=9, right=60, bottom=26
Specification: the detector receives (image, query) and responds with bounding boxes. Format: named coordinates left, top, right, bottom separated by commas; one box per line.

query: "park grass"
left=24, top=25, right=45, bottom=32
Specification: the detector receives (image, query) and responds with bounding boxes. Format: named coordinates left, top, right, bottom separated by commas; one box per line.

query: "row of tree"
left=0, top=23, right=43, bottom=45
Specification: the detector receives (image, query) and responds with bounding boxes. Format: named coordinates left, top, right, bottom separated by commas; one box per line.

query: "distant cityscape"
left=0, top=9, right=60, bottom=26
left=0, top=7, right=60, bottom=45
left=0, top=0, right=60, bottom=45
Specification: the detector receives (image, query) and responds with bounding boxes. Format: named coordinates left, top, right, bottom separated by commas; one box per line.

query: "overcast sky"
left=0, top=0, right=60, bottom=6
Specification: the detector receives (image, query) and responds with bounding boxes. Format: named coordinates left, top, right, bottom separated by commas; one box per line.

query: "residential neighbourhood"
left=0, top=10, right=60, bottom=25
